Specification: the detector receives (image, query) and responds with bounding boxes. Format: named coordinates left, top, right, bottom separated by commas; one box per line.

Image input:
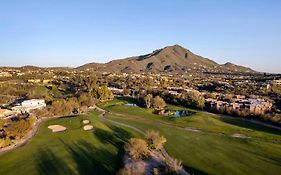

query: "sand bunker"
left=48, top=125, right=67, bottom=133
left=231, top=133, right=250, bottom=139
left=82, top=120, right=90, bottom=125
left=83, top=125, right=94, bottom=131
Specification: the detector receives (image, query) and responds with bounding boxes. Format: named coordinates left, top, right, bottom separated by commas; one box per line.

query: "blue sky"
left=0, top=0, right=280, bottom=73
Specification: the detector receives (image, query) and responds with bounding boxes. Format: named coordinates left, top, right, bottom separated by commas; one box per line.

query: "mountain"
left=77, top=45, right=255, bottom=74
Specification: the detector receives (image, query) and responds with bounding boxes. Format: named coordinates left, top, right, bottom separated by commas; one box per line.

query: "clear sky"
left=0, top=0, right=280, bottom=73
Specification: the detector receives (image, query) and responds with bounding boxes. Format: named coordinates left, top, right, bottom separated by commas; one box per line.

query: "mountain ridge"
left=0, top=44, right=256, bottom=74
left=77, top=44, right=256, bottom=74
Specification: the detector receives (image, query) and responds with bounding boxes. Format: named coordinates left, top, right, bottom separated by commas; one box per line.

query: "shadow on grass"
left=35, top=124, right=134, bottom=175
left=59, top=115, right=78, bottom=119
left=64, top=140, right=116, bottom=175
left=35, top=148, right=75, bottom=175
left=183, top=165, right=208, bottom=175
left=35, top=140, right=118, bottom=175
left=93, top=124, right=134, bottom=171
left=116, top=96, right=139, bottom=104
left=94, top=125, right=132, bottom=148
left=219, top=117, right=281, bottom=136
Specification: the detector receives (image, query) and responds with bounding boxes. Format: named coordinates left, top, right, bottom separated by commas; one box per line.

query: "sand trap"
left=231, top=133, right=250, bottom=139
left=48, top=125, right=67, bottom=133
left=184, top=127, right=201, bottom=132
left=82, top=120, right=90, bottom=125
left=83, top=125, right=94, bottom=131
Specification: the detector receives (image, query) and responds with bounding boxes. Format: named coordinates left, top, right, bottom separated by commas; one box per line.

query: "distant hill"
left=77, top=45, right=256, bottom=74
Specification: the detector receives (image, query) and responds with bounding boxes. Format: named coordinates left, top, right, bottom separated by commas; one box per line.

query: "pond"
left=123, top=103, right=137, bottom=107
left=164, top=110, right=193, bottom=118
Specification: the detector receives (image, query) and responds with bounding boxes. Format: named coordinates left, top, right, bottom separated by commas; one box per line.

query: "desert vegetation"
left=119, top=130, right=186, bottom=175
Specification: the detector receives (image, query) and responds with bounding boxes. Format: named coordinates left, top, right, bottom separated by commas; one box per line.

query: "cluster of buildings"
left=0, top=99, right=46, bottom=119
left=156, top=86, right=273, bottom=117
left=206, top=98, right=272, bottom=116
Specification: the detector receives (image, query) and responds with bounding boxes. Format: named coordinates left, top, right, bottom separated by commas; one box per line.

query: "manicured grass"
left=0, top=111, right=142, bottom=175
left=1, top=97, right=281, bottom=175
left=99, top=98, right=281, bottom=175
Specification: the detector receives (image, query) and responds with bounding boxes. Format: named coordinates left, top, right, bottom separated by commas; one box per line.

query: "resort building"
left=206, top=98, right=272, bottom=116
left=11, top=99, right=46, bottom=113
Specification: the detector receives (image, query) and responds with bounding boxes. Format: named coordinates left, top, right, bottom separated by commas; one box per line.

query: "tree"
left=124, top=138, right=149, bottom=160
left=152, top=96, right=166, bottom=110
left=145, top=130, right=166, bottom=150
left=183, top=92, right=205, bottom=109
left=73, top=74, right=98, bottom=95
left=78, top=93, right=95, bottom=107
left=96, top=86, right=114, bottom=101
left=144, top=94, right=153, bottom=108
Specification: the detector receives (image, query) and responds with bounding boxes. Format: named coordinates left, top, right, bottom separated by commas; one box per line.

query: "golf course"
left=0, top=110, right=142, bottom=175
left=99, top=98, right=281, bottom=175
left=0, top=97, right=281, bottom=175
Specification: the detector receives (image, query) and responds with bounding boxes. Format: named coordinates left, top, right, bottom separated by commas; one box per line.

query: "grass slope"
left=99, top=98, right=281, bottom=175
left=0, top=111, right=141, bottom=175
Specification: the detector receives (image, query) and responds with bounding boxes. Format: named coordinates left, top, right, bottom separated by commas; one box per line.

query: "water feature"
left=123, top=103, right=137, bottom=107
left=164, top=110, right=193, bottom=118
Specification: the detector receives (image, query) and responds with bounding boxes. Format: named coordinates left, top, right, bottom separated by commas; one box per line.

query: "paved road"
left=95, top=106, right=145, bottom=135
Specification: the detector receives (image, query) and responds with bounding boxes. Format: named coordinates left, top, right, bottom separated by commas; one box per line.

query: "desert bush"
left=145, top=130, right=166, bottom=150
left=165, top=157, right=183, bottom=174
left=5, top=118, right=34, bottom=139
left=152, top=96, right=166, bottom=110
left=124, top=138, right=149, bottom=160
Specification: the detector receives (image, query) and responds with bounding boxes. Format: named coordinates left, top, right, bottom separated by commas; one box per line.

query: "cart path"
left=95, top=106, right=190, bottom=175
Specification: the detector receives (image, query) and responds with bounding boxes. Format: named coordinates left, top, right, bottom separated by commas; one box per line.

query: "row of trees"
left=33, top=93, right=96, bottom=118
left=158, top=90, right=205, bottom=110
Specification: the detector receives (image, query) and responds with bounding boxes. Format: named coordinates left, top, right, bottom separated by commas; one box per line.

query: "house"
left=12, top=99, right=46, bottom=113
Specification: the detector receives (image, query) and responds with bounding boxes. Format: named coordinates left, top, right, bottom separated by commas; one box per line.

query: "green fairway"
left=0, top=111, right=142, bottom=175
left=1, top=98, right=281, bottom=175
left=99, top=98, right=281, bottom=175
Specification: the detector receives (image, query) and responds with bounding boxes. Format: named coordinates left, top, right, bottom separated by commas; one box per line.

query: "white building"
left=12, top=99, right=46, bottom=113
